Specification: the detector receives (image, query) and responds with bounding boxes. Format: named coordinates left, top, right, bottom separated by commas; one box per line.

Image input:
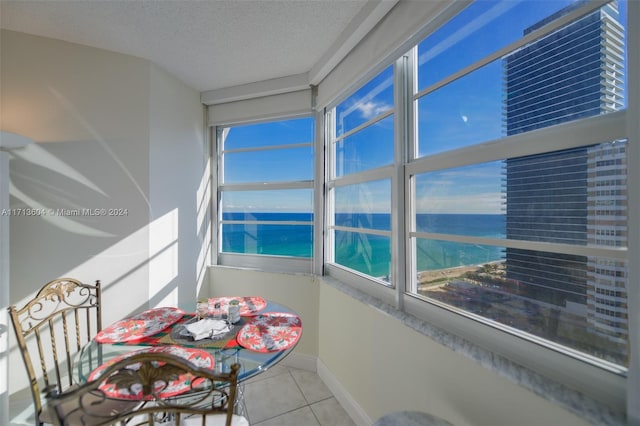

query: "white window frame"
left=321, top=0, right=637, bottom=419
left=324, top=63, right=400, bottom=307
left=212, top=115, right=316, bottom=274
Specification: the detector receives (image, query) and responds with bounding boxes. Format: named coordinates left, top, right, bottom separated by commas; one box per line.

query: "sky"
left=222, top=0, right=627, bottom=215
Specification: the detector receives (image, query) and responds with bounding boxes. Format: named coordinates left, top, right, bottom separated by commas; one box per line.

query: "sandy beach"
left=418, top=261, right=504, bottom=286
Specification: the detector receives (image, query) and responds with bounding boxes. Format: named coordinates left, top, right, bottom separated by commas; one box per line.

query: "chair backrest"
left=45, top=352, right=241, bottom=426
left=8, top=278, right=102, bottom=422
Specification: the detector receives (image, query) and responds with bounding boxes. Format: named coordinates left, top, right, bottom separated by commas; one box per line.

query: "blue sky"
left=223, top=0, right=627, bottom=214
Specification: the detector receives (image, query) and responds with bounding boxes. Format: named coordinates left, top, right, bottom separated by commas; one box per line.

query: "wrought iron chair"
left=44, top=352, right=250, bottom=426
left=8, top=278, right=105, bottom=425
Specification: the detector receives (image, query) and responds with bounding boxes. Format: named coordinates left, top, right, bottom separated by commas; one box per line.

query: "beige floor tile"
left=253, top=406, right=321, bottom=426
left=244, top=372, right=307, bottom=424
left=310, top=397, right=357, bottom=426
left=289, top=367, right=333, bottom=404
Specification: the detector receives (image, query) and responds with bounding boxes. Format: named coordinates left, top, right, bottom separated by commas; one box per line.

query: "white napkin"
left=185, top=318, right=229, bottom=341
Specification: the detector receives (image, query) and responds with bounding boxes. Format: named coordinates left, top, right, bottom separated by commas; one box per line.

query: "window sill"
left=320, top=274, right=626, bottom=426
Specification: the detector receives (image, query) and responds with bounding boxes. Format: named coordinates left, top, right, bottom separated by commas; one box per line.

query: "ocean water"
left=222, top=213, right=505, bottom=276
left=222, top=212, right=314, bottom=257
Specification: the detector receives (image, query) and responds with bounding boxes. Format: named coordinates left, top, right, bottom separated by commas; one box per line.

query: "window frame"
left=324, top=63, right=399, bottom=300
left=321, top=0, right=635, bottom=416
left=206, top=0, right=638, bottom=419
left=213, top=115, right=316, bottom=274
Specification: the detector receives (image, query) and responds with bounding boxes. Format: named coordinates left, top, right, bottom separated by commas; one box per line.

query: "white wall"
left=148, top=64, right=208, bottom=310
left=207, top=266, right=590, bottom=426
left=317, top=280, right=593, bottom=426
left=1, top=29, right=152, bottom=323
left=1, top=30, right=205, bottom=423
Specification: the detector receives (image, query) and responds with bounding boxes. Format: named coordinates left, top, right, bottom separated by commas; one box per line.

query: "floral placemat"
left=95, top=307, right=185, bottom=343
left=158, top=316, right=247, bottom=349
left=208, top=296, right=267, bottom=316
left=237, top=312, right=302, bottom=353
left=108, top=314, right=243, bottom=349
left=88, top=346, right=214, bottom=400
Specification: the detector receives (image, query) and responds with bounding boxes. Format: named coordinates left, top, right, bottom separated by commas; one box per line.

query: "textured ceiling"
left=0, top=0, right=377, bottom=92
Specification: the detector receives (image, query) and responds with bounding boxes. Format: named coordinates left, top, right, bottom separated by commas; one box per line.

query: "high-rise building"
left=503, top=1, right=626, bottom=343
left=586, top=141, right=628, bottom=344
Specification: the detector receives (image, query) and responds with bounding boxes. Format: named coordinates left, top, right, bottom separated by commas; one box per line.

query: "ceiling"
left=0, top=0, right=395, bottom=96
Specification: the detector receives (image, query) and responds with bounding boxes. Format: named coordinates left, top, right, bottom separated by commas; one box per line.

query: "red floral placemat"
left=209, top=296, right=267, bottom=316
left=110, top=314, right=242, bottom=349
left=88, top=346, right=214, bottom=400
left=95, top=307, right=184, bottom=343
left=237, top=312, right=302, bottom=353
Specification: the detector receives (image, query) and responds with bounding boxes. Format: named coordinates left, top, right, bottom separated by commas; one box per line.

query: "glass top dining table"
left=73, top=299, right=301, bottom=386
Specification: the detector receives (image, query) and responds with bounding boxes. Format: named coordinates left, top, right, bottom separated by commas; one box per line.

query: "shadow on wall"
left=8, top=140, right=211, bottom=420
left=7, top=212, right=187, bottom=425
left=9, top=140, right=211, bottom=305
left=8, top=138, right=150, bottom=301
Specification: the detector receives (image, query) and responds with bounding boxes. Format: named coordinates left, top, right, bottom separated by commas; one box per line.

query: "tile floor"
left=8, top=363, right=357, bottom=426
left=241, top=364, right=356, bottom=426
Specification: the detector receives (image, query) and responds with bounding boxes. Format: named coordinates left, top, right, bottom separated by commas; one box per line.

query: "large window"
left=216, top=117, right=315, bottom=269
left=211, top=0, right=635, bottom=417
left=327, top=65, right=395, bottom=282
left=327, top=0, right=630, bottom=372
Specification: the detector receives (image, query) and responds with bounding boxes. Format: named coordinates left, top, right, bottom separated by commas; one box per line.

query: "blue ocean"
left=222, top=213, right=505, bottom=277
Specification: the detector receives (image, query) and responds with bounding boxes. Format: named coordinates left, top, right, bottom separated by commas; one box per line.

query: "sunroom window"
left=216, top=117, right=315, bottom=268
left=326, top=0, right=629, bottom=372
left=408, top=0, right=628, bottom=367
left=326, top=65, right=395, bottom=283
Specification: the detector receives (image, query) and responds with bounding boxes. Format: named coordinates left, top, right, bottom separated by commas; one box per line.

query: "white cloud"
left=354, top=100, right=391, bottom=120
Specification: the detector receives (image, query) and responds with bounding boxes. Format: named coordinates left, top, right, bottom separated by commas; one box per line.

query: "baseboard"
left=316, top=358, right=372, bottom=426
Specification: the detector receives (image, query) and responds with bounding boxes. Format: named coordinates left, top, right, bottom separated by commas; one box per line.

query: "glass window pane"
left=221, top=189, right=313, bottom=214
left=416, top=213, right=505, bottom=240
left=415, top=238, right=504, bottom=275
left=506, top=142, right=628, bottom=247
left=413, top=139, right=628, bottom=365
left=335, top=230, right=390, bottom=281
left=219, top=115, right=315, bottom=260
left=414, top=239, right=628, bottom=365
left=415, top=161, right=505, bottom=218
left=223, top=145, right=313, bottom=183
left=335, top=212, right=391, bottom=232
left=417, top=0, right=625, bottom=97
left=416, top=61, right=503, bottom=157
left=415, top=141, right=627, bottom=248
left=222, top=211, right=313, bottom=222
left=221, top=191, right=313, bottom=258
left=335, top=115, right=394, bottom=177
left=335, top=65, right=394, bottom=137
left=222, top=223, right=313, bottom=257
left=223, top=117, right=314, bottom=150
left=417, top=1, right=626, bottom=157
left=334, top=180, right=391, bottom=231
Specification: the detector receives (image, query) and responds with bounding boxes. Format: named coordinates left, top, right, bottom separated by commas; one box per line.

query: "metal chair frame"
left=8, top=278, right=102, bottom=425
left=45, top=352, right=241, bottom=426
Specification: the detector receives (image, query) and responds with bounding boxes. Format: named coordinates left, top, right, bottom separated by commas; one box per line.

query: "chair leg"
left=234, top=382, right=247, bottom=417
